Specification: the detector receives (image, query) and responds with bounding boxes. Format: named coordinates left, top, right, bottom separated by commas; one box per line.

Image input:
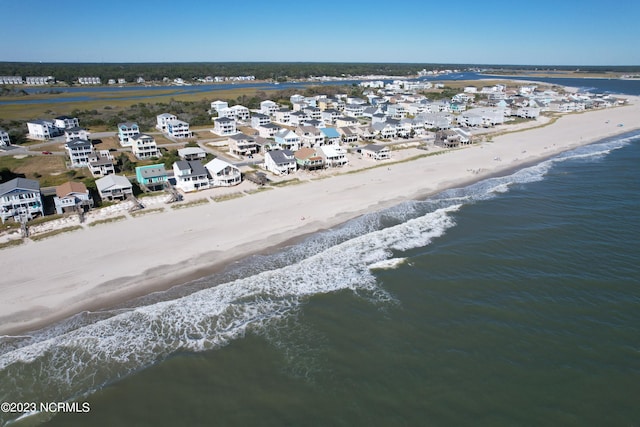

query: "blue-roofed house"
left=320, top=127, right=341, bottom=145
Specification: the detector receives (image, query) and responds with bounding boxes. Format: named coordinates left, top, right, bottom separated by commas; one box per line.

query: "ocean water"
left=1, top=131, right=639, bottom=426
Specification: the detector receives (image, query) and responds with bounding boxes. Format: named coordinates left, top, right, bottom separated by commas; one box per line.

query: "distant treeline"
left=2, top=62, right=637, bottom=85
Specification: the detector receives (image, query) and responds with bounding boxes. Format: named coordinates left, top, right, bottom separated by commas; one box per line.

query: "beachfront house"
left=0, top=128, right=11, bottom=147
left=177, top=147, right=207, bottom=161
left=88, top=151, right=116, bottom=177
left=117, top=122, right=139, bottom=146
left=96, top=174, right=133, bottom=201
left=131, top=133, right=161, bottom=159
left=361, top=144, right=390, bottom=160
left=338, top=126, right=358, bottom=144
left=65, top=139, right=94, bottom=167
left=205, top=158, right=242, bottom=187
left=318, top=145, right=348, bottom=167
left=274, top=129, right=301, bottom=151
left=53, top=181, right=93, bottom=214
left=212, top=117, right=237, bottom=136
left=264, top=150, right=296, bottom=176
left=135, top=164, right=168, bottom=191
left=228, top=133, right=258, bottom=156
left=0, top=178, right=44, bottom=223
left=294, top=147, right=325, bottom=170
left=173, top=160, right=210, bottom=192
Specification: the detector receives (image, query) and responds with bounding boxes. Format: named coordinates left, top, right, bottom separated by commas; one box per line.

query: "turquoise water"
left=1, top=133, right=639, bottom=426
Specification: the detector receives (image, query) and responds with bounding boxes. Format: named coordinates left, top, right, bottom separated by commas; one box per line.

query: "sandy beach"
left=1, top=99, right=639, bottom=336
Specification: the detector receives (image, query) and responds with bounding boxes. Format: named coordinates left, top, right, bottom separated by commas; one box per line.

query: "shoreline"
left=1, top=99, right=639, bottom=336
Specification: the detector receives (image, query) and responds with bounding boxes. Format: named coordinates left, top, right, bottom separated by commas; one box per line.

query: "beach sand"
left=1, top=99, right=639, bottom=335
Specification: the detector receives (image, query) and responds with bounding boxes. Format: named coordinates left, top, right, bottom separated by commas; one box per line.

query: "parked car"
left=42, top=151, right=53, bottom=155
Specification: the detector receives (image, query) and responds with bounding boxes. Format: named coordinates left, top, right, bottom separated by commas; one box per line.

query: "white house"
left=228, top=133, right=258, bottom=156
left=264, top=150, right=296, bottom=176
left=54, top=181, right=93, bottom=214
left=257, top=123, right=281, bottom=139
left=131, top=133, right=161, bottom=159
left=230, top=105, right=250, bottom=121
left=117, top=122, right=139, bottom=146
left=274, top=129, right=301, bottom=151
left=318, top=145, right=348, bottom=167
left=65, top=139, right=94, bottom=167
left=273, top=108, right=291, bottom=125
left=210, top=100, right=229, bottom=113
left=0, top=178, right=43, bottom=223
left=173, top=160, right=210, bottom=192
left=88, top=151, right=116, bottom=177
left=205, top=158, right=242, bottom=187
left=64, top=127, right=90, bottom=143
left=0, top=128, right=11, bottom=147
left=96, top=174, right=133, bottom=201
left=156, top=113, right=177, bottom=132
left=260, top=100, right=279, bottom=116
left=166, top=119, right=191, bottom=138
left=178, top=147, right=207, bottom=161
left=361, top=144, right=390, bottom=160
left=27, top=120, right=57, bottom=140
left=54, top=116, right=79, bottom=130
left=296, top=126, right=325, bottom=147
left=212, top=117, right=237, bottom=136
left=251, top=113, right=271, bottom=128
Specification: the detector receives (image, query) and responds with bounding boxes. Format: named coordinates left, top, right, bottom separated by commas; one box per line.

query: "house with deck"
left=251, top=113, right=271, bottom=128
left=205, top=158, right=242, bottom=187
left=0, top=178, right=44, bottom=223
left=296, top=126, right=325, bottom=147
left=135, top=164, right=168, bottom=191
left=27, top=119, right=58, bottom=140
left=361, top=144, right=390, bottom=160
left=260, top=100, right=279, bottom=116
left=96, top=174, right=133, bottom=201
left=117, top=122, right=139, bottom=146
left=212, top=117, right=237, bottom=136
left=65, top=139, right=94, bottom=167
left=88, top=151, right=116, bottom=177
left=173, top=160, right=210, bottom=192
left=294, top=147, right=324, bottom=170
left=131, top=133, right=161, bottom=159
left=178, top=147, right=207, bottom=161
left=273, top=108, right=292, bottom=125
left=320, top=127, right=341, bottom=145
left=54, top=181, right=93, bottom=214
left=228, top=133, right=258, bottom=156
left=274, top=129, right=301, bottom=151
left=54, top=116, right=80, bottom=130
left=338, top=126, right=359, bottom=144
left=318, top=145, right=348, bottom=167
left=264, top=150, right=296, bottom=175
left=64, top=127, right=90, bottom=143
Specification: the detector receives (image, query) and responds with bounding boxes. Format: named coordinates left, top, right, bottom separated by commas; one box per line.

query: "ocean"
left=2, top=90, right=640, bottom=425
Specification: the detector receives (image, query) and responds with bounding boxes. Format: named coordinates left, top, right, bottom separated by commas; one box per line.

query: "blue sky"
left=1, top=0, right=638, bottom=65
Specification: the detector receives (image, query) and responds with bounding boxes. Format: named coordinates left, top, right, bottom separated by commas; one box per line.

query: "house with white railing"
left=118, top=122, right=139, bottom=146
left=0, top=178, right=43, bottom=223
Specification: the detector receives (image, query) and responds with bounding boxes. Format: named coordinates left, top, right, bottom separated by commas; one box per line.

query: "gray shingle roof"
left=0, top=177, right=40, bottom=196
